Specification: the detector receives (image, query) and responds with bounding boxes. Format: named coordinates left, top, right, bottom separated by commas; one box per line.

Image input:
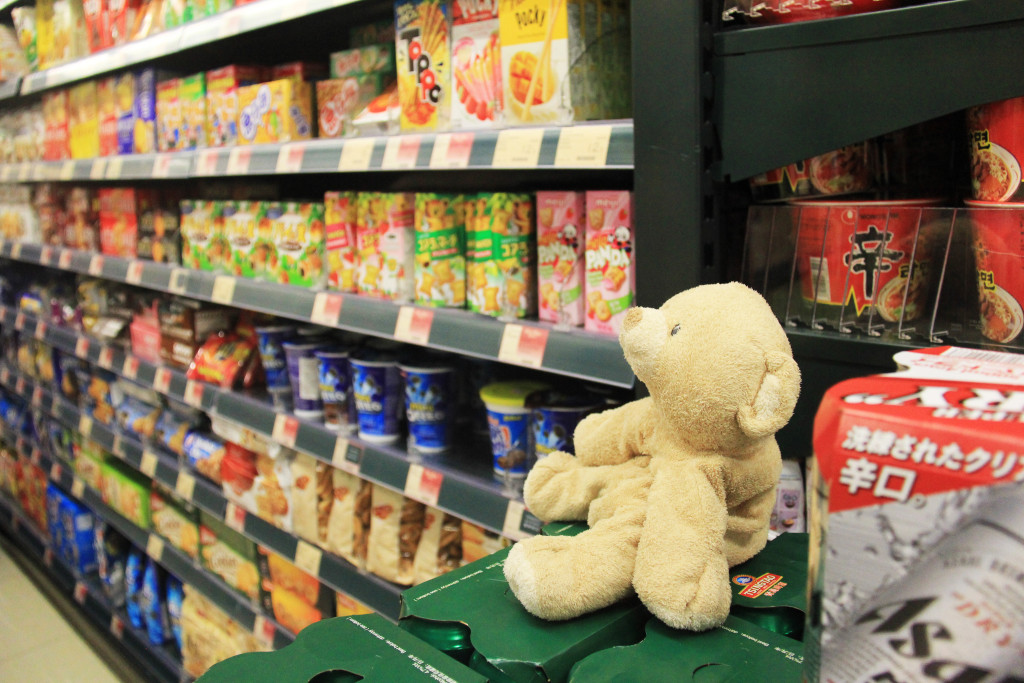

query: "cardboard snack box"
left=451, top=0, right=501, bottom=129
left=97, top=77, right=118, bottom=156
left=156, top=78, right=183, bottom=152
left=414, top=192, right=466, bottom=308
left=583, top=190, right=634, bottom=335
left=114, top=71, right=135, bottom=155
left=206, top=65, right=264, bottom=147
left=274, top=201, right=326, bottom=288
left=179, top=72, right=207, bottom=149
left=395, top=0, right=451, bottom=132
left=325, top=191, right=358, bottom=292
left=68, top=80, right=99, bottom=159
left=236, top=79, right=314, bottom=145
left=150, top=484, right=200, bottom=560
left=537, top=191, right=585, bottom=326
left=198, top=510, right=263, bottom=602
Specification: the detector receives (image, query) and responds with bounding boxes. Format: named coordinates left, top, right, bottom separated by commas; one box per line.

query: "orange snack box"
left=97, top=77, right=119, bottom=157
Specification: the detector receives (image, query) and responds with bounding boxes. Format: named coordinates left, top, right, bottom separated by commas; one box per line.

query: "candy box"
left=107, top=0, right=139, bottom=46
left=467, top=192, right=535, bottom=318
left=806, top=346, right=1024, bottom=682
left=325, top=191, right=358, bottom=292
left=414, top=192, right=466, bottom=307
left=584, top=190, right=634, bottom=335
left=329, top=44, right=396, bottom=78
left=97, top=77, right=118, bottom=156
left=206, top=65, right=263, bottom=147
left=225, top=200, right=274, bottom=280
left=237, top=78, right=314, bottom=145
left=499, top=0, right=574, bottom=126
left=82, top=0, right=107, bottom=53
left=180, top=72, right=208, bottom=149
left=451, top=0, right=502, bottom=128
left=114, top=71, right=136, bottom=155
left=274, top=201, right=326, bottom=288
left=156, top=78, right=183, bottom=152
left=537, top=191, right=585, bottom=325
left=395, top=0, right=451, bottom=132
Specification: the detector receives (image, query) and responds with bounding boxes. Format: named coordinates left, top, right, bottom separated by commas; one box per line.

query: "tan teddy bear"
left=503, top=282, right=801, bottom=631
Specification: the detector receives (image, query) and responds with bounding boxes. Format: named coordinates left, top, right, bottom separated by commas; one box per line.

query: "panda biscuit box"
left=584, top=190, right=634, bottom=335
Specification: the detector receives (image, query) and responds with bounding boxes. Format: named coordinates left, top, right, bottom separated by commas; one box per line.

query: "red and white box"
left=536, top=191, right=585, bottom=326
left=584, top=190, right=634, bottom=335
left=807, top=346, right=1024, bottom=682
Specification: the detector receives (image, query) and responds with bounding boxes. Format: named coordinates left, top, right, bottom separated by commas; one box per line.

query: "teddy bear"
left=503, top=282, right=801, bottom=631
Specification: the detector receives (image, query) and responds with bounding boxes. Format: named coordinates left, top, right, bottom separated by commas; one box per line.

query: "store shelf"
left=0, top=493, right=183, bottom=683
left=712, top=0, right=1024, bottom=180
left=0, top=243, right=634, bottom=387
left=0, top=77, right=20, bottom=101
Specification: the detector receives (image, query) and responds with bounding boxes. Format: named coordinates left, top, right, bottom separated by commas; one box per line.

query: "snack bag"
left=326, top=470, right=368, bottom=566
left=186, top=331, right=259, bottom=389
left=206, top=65, right=263, bottom=147
left=413, top=509, right=462, bottom=583
left=325, top=192, right=358, bottom=292
left=584, top=190, right=634, bottom=335
left=451, top=0, right=502, bottom=128
left=395, top=0, right=451, bottom=132
left=537, top=191, right=585, bottom=325
left=365, top=484, right=426, bottom=585
left=275, top=201, right=326, bottom=288
left=499, top=0, right=573, bottom=125
left=290, top=452, right=331, bottom=546
left=179, top=72, right=207, bottom=150
left=97, top=77, right=119, bottom=157
left=156, top=78, right=183, bottom=152
left=414, top=193, right=466, bottom=307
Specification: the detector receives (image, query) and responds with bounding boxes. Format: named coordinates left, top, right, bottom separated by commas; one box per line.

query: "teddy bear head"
left=620, top=282, right=800, bottom=452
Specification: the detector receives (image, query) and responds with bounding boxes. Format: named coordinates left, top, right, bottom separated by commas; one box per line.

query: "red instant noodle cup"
left=792, top=199, right=942, bottom=328
left=743, top=0, right=899, bottom=25
left=965, top=200, right=1024, bottom=344
left=750, top=143, right=874, bottom=202
left=967, top=97, right=1024, bottom=202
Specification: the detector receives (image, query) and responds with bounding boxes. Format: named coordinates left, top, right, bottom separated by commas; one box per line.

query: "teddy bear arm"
left=523, top=453, right=648, bottom=522
left=571, top=397, right=656, bottom=467
left=723, top=485, right=777, bottom=566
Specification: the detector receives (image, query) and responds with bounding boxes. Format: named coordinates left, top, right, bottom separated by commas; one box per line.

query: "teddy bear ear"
left=737, top=350, right=801, bottom=440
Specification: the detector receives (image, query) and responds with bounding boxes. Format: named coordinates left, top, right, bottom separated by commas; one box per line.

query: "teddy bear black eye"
left=670, top=324, right=680, bottom=336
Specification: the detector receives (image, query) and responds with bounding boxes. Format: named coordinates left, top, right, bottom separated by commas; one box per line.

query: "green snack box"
left=199, top=510, right=263, bottom=602
left=225, top=200, right=272, bottom=280
left=199, top=613, right=487, bottom=682
left=728, top=532, right=808, bottom=641
left=179, top=72, right=207, bottom=150
left=399, top=545, right=648, bottom=683
left=99, top=460, right=152, bottom=530
left=275, top=201, right=326, bottom=288
left=567, top=615, right=804, bottom=683
left=414, top=193, right=466, bottom=308
left=182, top=199, right=230, bottom=272
left=467, top=193, right=535, bottom=318
left=329, top=44, right=396, bottom=78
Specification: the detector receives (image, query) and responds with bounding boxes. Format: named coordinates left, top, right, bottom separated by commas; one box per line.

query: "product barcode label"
left=253, top=615, right=276, bottom=648
left=40, top=246, right=54, bottom=265
left=493, top=128, right=544, bottom=167
left=58, top=250, right=73, bottom=269
left=32, top=386, right=43, bottom=407
left=382, top=135, right=421, bottom=169
left=105, top=157, right=123, bottom=179
left=89, top=158, right=107, bottom=180
left=183, top=380, right=204, bottom=408
left=152, top=154, right=173, bottom=178
left=211, top=276, right=236, bottom=304
left=34, top=321, right=45, bottom=340
left=429, top=132, right=474, bottom=168
left=60, top=161, right=76, bottom=180
left=498, top=324, right=549, bottom=368
left=394, top=306, right=433, bottom=345
left=49, top=462, right=62, bottom=482
left=153, top=368, right=172, bottom=394
left=88, top=255, right=104, bottom=276
left=126, top=261, right=144, bottom=284
left=225, top=502, right=246, bottom=533
left=122, top=356, right=139, bottom=380
left=75, top=338, right=89, bottom=358
left=74, top=581, right=88, bottom=604
left=14, top=312, right=24, bottom=330
left=169, top=268, right=188, bottom=295
left=98, top=347, right=115, bottom=369
left=196, top=149, right=218, bottom=175
left=275, top=144, right=305, bottom=173
left=553, top=125, right=613, bottom=167
left=227, top=147, right=252, bottom=175
left=9, top=242, right=21, bottom=260
left=78, top=415, right=93, bottom=438
left=109, top=615, right=124, bottom=640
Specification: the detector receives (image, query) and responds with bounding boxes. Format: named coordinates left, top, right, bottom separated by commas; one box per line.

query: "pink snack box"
left=537, top=191, right=585, bottom=326
left=584, top=190, right=634, bottom=335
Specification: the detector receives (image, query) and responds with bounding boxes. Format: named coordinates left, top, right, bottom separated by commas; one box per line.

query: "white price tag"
left=218, top=12, right=242, bottom=39
left=89, top=158, right=107, bottom=180
left=49, top=462, right=62, bottom=482
left=429, top=132, right=474, bottom=169
left=105, top=157, right=123, bottom=179
left=338, top=138, right=375, bottom=171
left=226, top=147, right=252, bottom=175
left=310, top=292, right=343, bottom=326
left=225, top=502, right=246, bottom=533
left=153, top=368, right=172, bottom=394
left=275, top=144, right=305, bottom=173
left=498, top=324, right=549, bottom=368
left=493, top=128, right=545, bottom=168
left=175, top=471, right=196, bottom=501
left=183, top=380, right=204, bottom=408
left=211, top=276, right=236, bottom=304
left=17, top=162, right=29, bottom=181
left=122, top=356, right=139, bottom=380
left=253, top=615, right=276, bottom=648
left=331, top=437, right=360, bottom=474
left=98, top=347, right=115, bottom=369
left=58, top=249, right=73, bottom=269
left=404, top=464, right=443, bottom=507
left=75, top=337, right=90, bottom=358
left=14, top=375, right=25, bottom=395
left=152, top=154, right=173, bottom=178
left=293, top=540, right=322, bottom=577
left=196, top=149, right=219, bottom=176
left=111, top=435, right=122, bottom=457
left=88, top=255, right=104, bottom=276
left=32, top=386, right=43, bottom=407
left=14, top=312, right=24, bottom=330
left=554, top=125, right=613, bottom=167
left=9, top=242, right=21, bottom=260
left=0, top=367, right=9, bottom=385
left=60, top=160, right=76, bottom=180
left=40, top=246, right=54, bottom=265
left=381, top=135, right=421, bottom=169
left=71, top=477, right=85, bottom=499
left=126, top=261, right=144, bottom=284
left=109, top=615, right=125, bottom=640
left=78, top=415, right=93, bottom=438
left=169, top=268, right=188, bottom=295
left=394, top=306, right=433, bottom=345
left=140, top=450, right=159, bottom=477
left=30, top=448, right=41, bottom=466
left=34, top=320, right=46, bottom=340
left=146, top=534, right=165, bottom=561
left=74, top=581, right=89, bottom=604
left=272, top=414, right=299, bottom=448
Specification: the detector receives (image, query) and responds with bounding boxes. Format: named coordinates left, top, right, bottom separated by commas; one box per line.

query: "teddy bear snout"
left=623, top=307, right=644, bottom=333
left=620, top=307, right=667, bottom=380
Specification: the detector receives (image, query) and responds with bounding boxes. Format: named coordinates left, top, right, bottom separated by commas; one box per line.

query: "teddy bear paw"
left=634, top=559, right=731, bottom=632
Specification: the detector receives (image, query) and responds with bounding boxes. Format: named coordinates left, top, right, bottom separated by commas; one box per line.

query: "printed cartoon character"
left=612, top=225, right=632, bottom=255
left=559, top=223, right=579, bottom=251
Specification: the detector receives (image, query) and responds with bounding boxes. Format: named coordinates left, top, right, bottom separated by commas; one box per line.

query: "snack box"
left=99, top=187, right=158, bottom=258
left=199, top=510, right=263, bottom=602
left=69, top=80, right=99, bottom=159
left=378, top=192, right=416, bottom=301
left=351, top=82, right=400, bottom=137
left=325, top=191, right=358, bottom=292
left=271, top=61, right=328, bottom=82
left=806, top=346, right=1024, bottom=682
left=206, top=65, right=263, bottom=147
left=75, top=440, right=107, bottom=491
left=114, top=72, right=135, bottom=155
left=335, top=590, right=374, bottom=618
left=56, top=488, right=98, bottom=573
left=97, top=77, right=118, bottom=157
left=451, top=0, right=501, bottom=128
left=108, top=0, right=140, bottom=46
left=414, top=192, right=466, bottom=307
left=157, top=295, right=233, bottom=368
left=236, top=78, right=314, bottom=145
left=317, top=76, right=390, bottom=139
left=181, top=199, right=231, bottom=272
left=137, top=191, right=182, bottom=264
left=200, top=613, right=487, bottom=682
left=568, top=615, right=804, bottom=683
left=256, top=548, right=335, bottom=635
left=134, top=68, right=169, bottom=155
left=82, top=0, right=107, bottom=53
left=273, top=201, right=326, bottom=288
left=156, top=78, right=183, bottom=152
left=225, top=200, right=272, bottom=280
left=584, top=190, right=633, bottom=335
left=329, top=44, right=396, bottom=78
left=466, top=192, right=535, bottom=318
left=178, top=72, right=207, bottom=149
left=395, top=0, right=451, bottom=132
left=537, top=191, right=585, bottom=325
left=499, top=0, right=574, bottom=126
left=150, top=484, right=200, bottom=560
left=42, top=90, right=70, bottom=161
left=99, top=460, right=152, bottom=530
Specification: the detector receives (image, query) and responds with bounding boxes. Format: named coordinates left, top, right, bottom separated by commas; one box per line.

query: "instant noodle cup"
left=316, top=349, right=352, bottom=432
left=255, top=325, right=296, bottom=392
left=479, top=381, right=549, bottom=482
left=749, top=143, right=874, bottom=202
left=528, top=391, right=602, bottom=460
left=750, top=0, right=899, bottom=25
left=350, top=353, right=403, bottom=445
left=282, top=339, right=330, bottom=419
left=400, top=363, right=455, bottom=455
left=965, top=200, right=1024, bottom=344
left=967, top=97, right=1024, bottom=202
left=792, top=199, right=941, bottom=327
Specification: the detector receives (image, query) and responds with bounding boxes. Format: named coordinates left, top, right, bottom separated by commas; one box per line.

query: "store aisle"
left=0, top=541, right=123, bottom=683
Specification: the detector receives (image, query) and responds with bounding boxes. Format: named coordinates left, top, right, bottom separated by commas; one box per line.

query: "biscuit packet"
left=537, top=191, right=585, bottom=326
left=325, top=191, right=358, bottom=293
left=414, top=193, right=466, bottom=307
left=356, top=192, right=383, bottom=297
left=468, top=192, right=535, bottom=318
left=290, top=451, right=332, bottom=546
left=584, top=190, right=634, bottom=335
left=365, top=484, right=426, bottom=585
left=326, top=469, right=369, bottom=566
left=461, top=519, right=510, bottom=564
left=413, top=508, right=463, bottom=584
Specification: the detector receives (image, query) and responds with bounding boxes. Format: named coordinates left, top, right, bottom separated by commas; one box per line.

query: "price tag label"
left=109, top=615, right=125, bottom=640
left=493, top=128, right=545, bottom=168
left=211, top=276, right=236, bottom=304
left=225, top=502, right=246, bottom=533
left=59, top=249, right=74, bottom=269
left=15, top=377, right=26, bottom=397
left=275, top=144, right=305, bottom=173
left=146, top=534, right=165, bottom=561
left=502, top=500, right=527, bottom=540
left=34, top=320, right=46, bottom=340
left=98, top=347, right=115, bottom=369
left=15, top=435, right=25, bottom=453
left=14, top=312, right=25, bottom=330
left=498, top=324, right=549, bottom=368
left=272, top=414, right=299, bottom=448
left=30, top=448, right=41, bottom=466
left=183, top=380, right=204, bottom=408
left=310, top=292, right=343, bottom=326
left=105, top=157, right=124, bottom=179
left=78, top=415, right=93, bottom=438
left=126, top=261, right=144, bottom=284
left=429, top=132, right=474, bottom=168
left=394, top=306, right=433, bottom=345
left=293, top=540, right=322, bottom=577
left=554, top=125, right=613, bottom=167
left=175, top=471, right=196, bottom=501
left=169, top=268, right=188, bottom=295
left=196, top=149, right=219, bottom=175
left=331, top=438, right=361, bottom=475
left=338, top=138, right=375, bottom=171
left=140, top=450, right=159, bottom=477
left=71, top=477, right=85, bottom=499
left=43, top=547, right=54, bottom=567
left=111, top=434, right=122, bottom=457
left=60, top=160, right=76, bottom=180
left=10, top=242, right=22, bottom=260
left=89, top=158, right=107, bottom=180
left=382, top=135, right=421, bottom=169
left=226, top=147, right=252, bottom=175
left=153, top=368, right=172, bottom=394
left=49, top=462, right=62, bottom=482
left=88, top=254, right=104, bottom=276
left=40, top=246, right=54, bottom=265
left=31, top=386, right=43, bottom=407
left=122, top=356, right=139, bottom=380
left=152, top=154, right=173, bottom=178
left=405, top=464, right=443, bottom=507
left=253, top=615, right=277, bottom=648
left=74, top=581, right=89, bottom=604
left=75, top=337, right=90, bottom=358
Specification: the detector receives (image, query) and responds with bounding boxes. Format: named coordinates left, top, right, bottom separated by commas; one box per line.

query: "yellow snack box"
left=156, top=78, right=183, bottom=152
left=395, top=0, right=451, bottom=132
left=236, top=78, right=314, bottom=145
left=68, top=80, right=99, bottom=160
left=499, top=0, right=574, bottom=125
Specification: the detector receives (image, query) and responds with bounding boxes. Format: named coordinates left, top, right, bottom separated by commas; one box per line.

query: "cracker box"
left=256, top=549, right=335, bottom=635
left=395, top=0, right=451, bottom=132
left=584, top=190, right=634, bottom=335
left=499, top=0, right=574, bottom=126
left=133, top=68, right=162, bottom=155
left=150, top=485, right=200, bottom=560
left=181, top=199, right=230, bottom=272
left=97, top=77, right=118, bottom=157
left=378, top=192, right=416, bottom=301
left=138, top=191, right=181, bottom=263
left=325, top=191, right=358, bottom=293
left=114, top=71, right=135, bottom=155
left=237, top=78, right=314, bottom=145
left=225, top=200, right=272, bottom=280
left=82, top=0, right=108, bottom=53
left=356, top=192, right=383, bottom=297
left=467, top=192, right=535, bottom=318
left=43, top=89, right=70, bottom=161
left=69, top=80, right=100, bottom=159
left=199, top=510, right=263, bottom=602
left=274, top=201, right=326, bottom=288
left=107, top=0, right=139, bottom=46
left=178, top=72, right=207, bottom=150
left=156, top=78, right=183, bottom=152
left=807, top=346, right=1024, bottom=682
left=206, top=65, right=263, bottom=147
left=330, top=44, right=396, bottom=78
left=36, top=0, right=55, bottom=70
left=414, top=193, right=466, bottom=307
left=451, top=0, right=502, bottom=128
left=537, top=190, right=585, bottom=325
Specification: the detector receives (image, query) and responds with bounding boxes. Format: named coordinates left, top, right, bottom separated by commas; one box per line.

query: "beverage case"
left=807, top=346, right=1024, bottom=682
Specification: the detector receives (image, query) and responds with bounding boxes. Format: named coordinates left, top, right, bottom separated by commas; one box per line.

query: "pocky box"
left=414, top=193, right=466, bottom=307
left=179, top=72, right=207, bottom=150
left=325, top=192, right=358, bottom=293
left=68, top=81, right=99, bottom=159
left=537, top=191, right=585, bottom=325
left=237, top=78, right=314, bottom=145
left=275, top=201, right=326, bottom=288
left=97, top=77, right=118, bottom=157
left=451, top=0, right=502, bottom=128
left=584, top=190, right=633, bottom=335
left=395, top=0, right=451, bottom=132
left=499, top=0, right=573, bottom=125
left=206, top=65, right=263, bottom=147
left=156, top=78, right=183, bottom=152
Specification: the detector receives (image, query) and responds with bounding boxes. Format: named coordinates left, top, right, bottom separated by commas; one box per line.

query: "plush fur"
left=504, top=283, right=801, bottom=631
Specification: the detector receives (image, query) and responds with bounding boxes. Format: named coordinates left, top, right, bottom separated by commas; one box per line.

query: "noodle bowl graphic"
left=979, top=284, right=1023, bottom=344
left=971, top=142, right=1022, bottom=202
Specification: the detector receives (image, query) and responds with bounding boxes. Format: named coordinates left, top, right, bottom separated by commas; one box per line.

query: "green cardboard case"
left=728, top=532, right=808, bottom=640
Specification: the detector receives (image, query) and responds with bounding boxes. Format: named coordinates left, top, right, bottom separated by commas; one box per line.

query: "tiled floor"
left=0, top=541, right=123, bottom=683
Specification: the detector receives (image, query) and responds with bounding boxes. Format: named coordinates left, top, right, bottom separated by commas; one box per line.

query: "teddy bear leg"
left=504, top=476, right=650, bottom=621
